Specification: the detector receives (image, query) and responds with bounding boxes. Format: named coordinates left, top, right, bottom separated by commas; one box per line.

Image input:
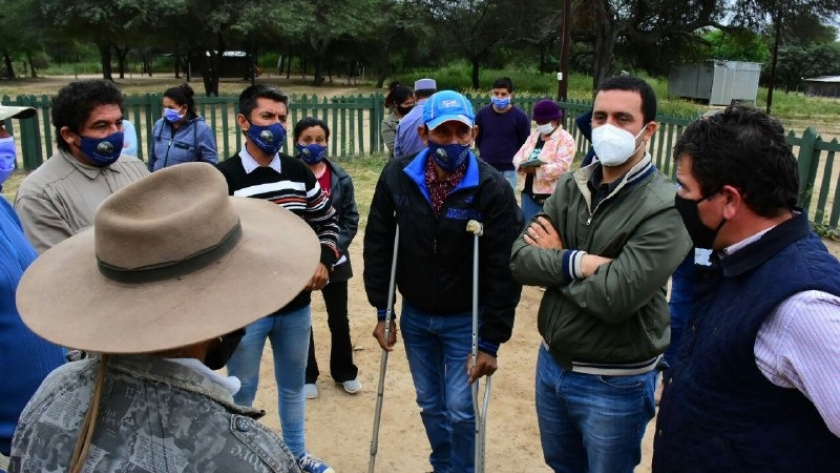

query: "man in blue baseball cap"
left=364, top=90, right=523, bottom=473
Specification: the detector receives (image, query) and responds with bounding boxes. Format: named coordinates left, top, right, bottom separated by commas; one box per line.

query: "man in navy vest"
left=654, top=105, right=840, bottom=472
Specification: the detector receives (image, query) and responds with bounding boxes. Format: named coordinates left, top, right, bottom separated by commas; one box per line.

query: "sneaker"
left=304, top=383, right=319, bottom=399
left=340, top=378, right=362, bottom=394
left=297, top=453, right=335, bottom=473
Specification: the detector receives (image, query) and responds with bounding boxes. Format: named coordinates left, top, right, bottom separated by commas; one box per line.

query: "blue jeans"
left=227, top=306, right=311, bottom=457
left=400, top=302, right=475, bottom=473
left=521, top=192, right=544, bottom=225
left=501, top=169, right=517, bottom=191
left=535, top=345, right=656, bottom=473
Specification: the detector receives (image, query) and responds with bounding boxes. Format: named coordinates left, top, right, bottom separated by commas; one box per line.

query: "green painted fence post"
left=18, top=95, right=44, bottom=170
left=797, top=127, right=820, bottom=209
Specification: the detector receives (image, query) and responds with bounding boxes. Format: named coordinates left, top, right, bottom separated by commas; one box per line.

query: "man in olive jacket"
left=509, top=76, right=690, bottom=473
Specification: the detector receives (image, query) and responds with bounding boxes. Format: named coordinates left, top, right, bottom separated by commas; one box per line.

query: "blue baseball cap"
left=423, top=91, right=475, bottom=130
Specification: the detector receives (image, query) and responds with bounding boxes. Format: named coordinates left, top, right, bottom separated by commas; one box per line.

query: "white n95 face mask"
left=535, top=123, right=555, bottom=136
left=591, top=123, right=648, bottom=167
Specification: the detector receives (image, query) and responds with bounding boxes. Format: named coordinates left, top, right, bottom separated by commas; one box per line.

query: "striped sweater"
left=216, top=152, right=339, bottom=314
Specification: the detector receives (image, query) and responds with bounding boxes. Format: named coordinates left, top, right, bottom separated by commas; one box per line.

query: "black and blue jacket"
left=363, top=149, right=523, bottom=355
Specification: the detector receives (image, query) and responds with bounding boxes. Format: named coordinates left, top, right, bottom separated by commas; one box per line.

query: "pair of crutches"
left=368, top=220, right=491, bottom=473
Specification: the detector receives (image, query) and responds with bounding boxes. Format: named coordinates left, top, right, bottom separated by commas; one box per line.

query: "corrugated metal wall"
left=669, top=60, right=761, bottom=105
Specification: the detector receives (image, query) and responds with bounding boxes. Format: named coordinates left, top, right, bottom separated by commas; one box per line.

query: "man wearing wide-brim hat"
left=8, top=163, right=319, bottom=473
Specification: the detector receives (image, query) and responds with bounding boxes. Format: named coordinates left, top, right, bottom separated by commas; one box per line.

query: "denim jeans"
left=400, top=302, right=475, bottom=473
left=227, top=306, right=311, bottom=457
left=521, top=192, right=544, bottom=226
left=501, top=169, right=518, bottom=191
left=535, top=345, right=656, bottom=473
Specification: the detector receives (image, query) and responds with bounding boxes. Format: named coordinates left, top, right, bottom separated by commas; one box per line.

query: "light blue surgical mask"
left=491, top=97, right=511, bottom=109
left=0, top=137, right=16, bottom=185
left=164, top=107, right=184, bottom=123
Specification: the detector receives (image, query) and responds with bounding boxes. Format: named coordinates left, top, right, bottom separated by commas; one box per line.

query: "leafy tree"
left=571, top=0, right=725, bottom=89
left=39, top=0, right=144, bottom=80
left=414, top=0, right=522, bottom=89
left=728, top=0, right=840, bottom=112
left=360, top=0, right=431, bottom=88
left=700, top=28, right=770, bottom=63
left=0, top=0, right=46, bottom=78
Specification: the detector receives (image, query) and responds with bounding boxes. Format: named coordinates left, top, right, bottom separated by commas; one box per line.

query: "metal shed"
left=803, top=76, right=840, bottom=98
left=668, top=60, right=762, bottom=105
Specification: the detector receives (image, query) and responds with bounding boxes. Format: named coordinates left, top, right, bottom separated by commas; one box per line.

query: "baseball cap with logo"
left=422, top=90, right=475, bottom=131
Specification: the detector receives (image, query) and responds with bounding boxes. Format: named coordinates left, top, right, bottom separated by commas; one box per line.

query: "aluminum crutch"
left=368, top=226, right=399, bottom=473
left=466, top=219, right=491, bottom=473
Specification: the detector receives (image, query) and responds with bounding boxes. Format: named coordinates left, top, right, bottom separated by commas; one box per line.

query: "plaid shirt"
left=425, top=156, right=466, bottom=217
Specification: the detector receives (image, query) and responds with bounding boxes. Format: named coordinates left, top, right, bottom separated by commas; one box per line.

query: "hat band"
left=97, top=220, right=242, bottom=284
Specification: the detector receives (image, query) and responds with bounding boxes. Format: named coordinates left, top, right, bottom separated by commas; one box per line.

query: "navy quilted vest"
left=653, top=212, right=840, bottom=472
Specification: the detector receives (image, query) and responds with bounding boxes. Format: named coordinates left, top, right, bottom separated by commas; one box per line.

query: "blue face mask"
left=429, top=141, right=471, bottom=173
left=78, top=131, right=124, bottom=167
left=247, top=121, right=286, bottom=156
left=0, top=137, right=16, bottom=186
left=296, top=143, right=327, bottom=164
left=163, top=107, right=184, bottom=123
left=491, top=97, right=511, bottom=109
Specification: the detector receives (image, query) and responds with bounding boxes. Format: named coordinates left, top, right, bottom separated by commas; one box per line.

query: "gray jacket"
left=10, top=356, right=299, bottom=473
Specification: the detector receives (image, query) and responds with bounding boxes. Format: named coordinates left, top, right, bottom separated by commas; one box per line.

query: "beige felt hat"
left=0, top=105, right=37, bottom=121
left=16, top=162, right=320, bottom=354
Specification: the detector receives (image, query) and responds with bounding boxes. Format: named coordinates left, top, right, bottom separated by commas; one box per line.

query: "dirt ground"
left=245, top=237, right=659, bottom=473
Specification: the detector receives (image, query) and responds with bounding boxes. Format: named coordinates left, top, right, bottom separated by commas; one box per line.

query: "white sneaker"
left=304, top=383, right=319, bottom=399
left=340, top=378, right=362, bottom=394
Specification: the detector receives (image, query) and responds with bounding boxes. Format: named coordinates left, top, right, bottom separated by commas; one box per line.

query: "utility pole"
left=557, top=0, right=571, bottom=103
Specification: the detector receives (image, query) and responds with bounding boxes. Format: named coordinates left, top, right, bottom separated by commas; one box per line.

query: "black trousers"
left=306, top=280, right=359, bottom=383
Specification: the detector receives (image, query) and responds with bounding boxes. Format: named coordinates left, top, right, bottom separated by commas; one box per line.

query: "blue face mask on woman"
left=428, top=141, right=470, bottom=173
left=163, top=107, right=184, bottom=123
left=0, top=137, right=16, bottom=185
left=78, top=131, right=125, bottom=167
left=296, top=143, right=327, bottom=164
left=247, top=122, right=286, bottom=156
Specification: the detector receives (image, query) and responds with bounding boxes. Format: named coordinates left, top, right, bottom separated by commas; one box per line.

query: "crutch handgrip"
left=466, top=219, right=484, bottom=236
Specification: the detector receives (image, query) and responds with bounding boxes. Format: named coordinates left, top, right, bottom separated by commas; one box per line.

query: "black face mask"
left=204, top=328, right=246, bottom=370
left=396, top=104, right=414, bottom=116
left=674, top=193, right=726, bottom=250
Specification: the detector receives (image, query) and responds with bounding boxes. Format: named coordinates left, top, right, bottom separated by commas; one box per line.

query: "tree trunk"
left=115, top=46, right=130, bottom=79
left=249, top=46, right=258, bottom=86
left=766, top=14, right=783, bottom=114
left=375, top=64, right=390, bottom=89
left=3, top=52, right=15, bottom=79
left=592, top=2, right=618, bottom=91
left=313, top=53, right=325, bottom=86
left=26, top=51, right=37, bottom=78
left=174, top=54, right=181, bottom=79
left=97, top=42, right=113, bottom=81
left=208, top=33, right=225, bottom=97
left=471, top=58, right=480, bottom=89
